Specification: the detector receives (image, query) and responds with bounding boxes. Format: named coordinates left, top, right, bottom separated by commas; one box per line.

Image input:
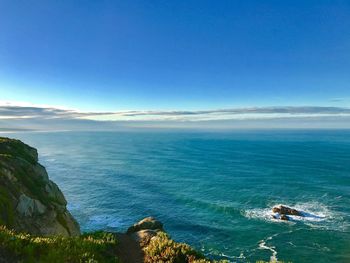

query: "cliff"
left=0, top=137, right=229, bottom=263
left=0, top=137, right=80, bottom=236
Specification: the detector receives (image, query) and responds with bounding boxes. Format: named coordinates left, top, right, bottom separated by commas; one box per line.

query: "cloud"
left=0, top=105, right=114, bottom=120
left=1, top=104, right=350, bottom=131
left=117, top=106, right=350, bottom=117
left=1, top=105, right=350, bottom=120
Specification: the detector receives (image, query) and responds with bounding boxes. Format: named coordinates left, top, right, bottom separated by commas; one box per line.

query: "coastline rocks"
left=272, top=213, right=290, bottom=220
left=127, top=217, right=163, bottom=234
left=127, top=217, right=164, bottom=247
left=0, top=137, right=80, bottom=236
left=280, top=214, right=289, bottom=221
left=272, top=205, right=302, bottom=216
left=272, top=205, right=303, bottom=221
left=131, top=229, right=159, bottom=246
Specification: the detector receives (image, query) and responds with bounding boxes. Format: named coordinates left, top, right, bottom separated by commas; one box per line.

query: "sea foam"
left=243, top=202, right=345, bottom=230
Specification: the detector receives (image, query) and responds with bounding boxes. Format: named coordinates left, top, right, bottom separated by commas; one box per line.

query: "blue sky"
left=0, top=1, right=350, bottom=129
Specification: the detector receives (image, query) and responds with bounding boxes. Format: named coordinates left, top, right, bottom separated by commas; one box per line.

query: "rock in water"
left=280, top=214, right=289, bottom=220
left=0, top=137, right=80, bottom=236
left=272, top=205, right=302, bottom=216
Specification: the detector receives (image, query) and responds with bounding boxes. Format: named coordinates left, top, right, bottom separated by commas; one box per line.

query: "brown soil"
left=115, top=233, right=144, bottom=263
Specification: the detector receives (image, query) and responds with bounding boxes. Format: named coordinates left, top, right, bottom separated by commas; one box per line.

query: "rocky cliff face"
left=0, top=137, right=80, bottom=236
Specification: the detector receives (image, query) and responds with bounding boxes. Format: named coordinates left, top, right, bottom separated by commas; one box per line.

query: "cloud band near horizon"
left=1, top=104, right=350, bottom=121
left=1, top=103, right=350, bottom=130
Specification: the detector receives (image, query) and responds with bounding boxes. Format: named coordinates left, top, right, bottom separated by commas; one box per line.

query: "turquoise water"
left=5, top=130, right=350, bottom=262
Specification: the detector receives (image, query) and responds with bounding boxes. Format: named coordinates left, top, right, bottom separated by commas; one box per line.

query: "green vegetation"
left=0, top=138, right=37, bottom=164
left=143, top=231, right=227, bottom=263
left=0, top=187, right=14, bottom=226
left=0, top=225, right=119, bottom=263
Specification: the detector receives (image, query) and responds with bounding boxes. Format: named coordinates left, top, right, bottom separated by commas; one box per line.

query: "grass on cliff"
left=0, top=225, right=119, bottom=263
left=143, top=231, right=228, bottom=263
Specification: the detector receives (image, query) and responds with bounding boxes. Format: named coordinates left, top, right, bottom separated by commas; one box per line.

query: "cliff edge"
left=0, top=137, right=80, bottom=236
left=0, top=137, right=228, bottom=263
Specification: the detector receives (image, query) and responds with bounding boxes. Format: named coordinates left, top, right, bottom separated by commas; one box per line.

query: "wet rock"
left=272, top=205, right=302, bottom=216
left=280, top=214, right=289, bottom=221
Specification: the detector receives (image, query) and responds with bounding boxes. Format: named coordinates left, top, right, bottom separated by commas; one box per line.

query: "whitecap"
left=243, top=207, right=292, bottom=224
left=243, top=202, right=344, bottom=230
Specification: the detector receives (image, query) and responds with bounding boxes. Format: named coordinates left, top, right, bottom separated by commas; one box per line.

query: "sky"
left=0, top=0, right=350, bottom=130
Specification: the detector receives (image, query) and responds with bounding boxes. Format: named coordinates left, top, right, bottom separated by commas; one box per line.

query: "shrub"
left=143, top=231, right=227, bottom=263
left=0, top=225, right=119, bottom=263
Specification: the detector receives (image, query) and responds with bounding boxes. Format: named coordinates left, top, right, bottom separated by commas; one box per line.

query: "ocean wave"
left=243, top=202, right=347, bottom=231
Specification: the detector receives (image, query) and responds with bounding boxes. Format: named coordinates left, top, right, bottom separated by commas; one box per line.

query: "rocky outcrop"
left=272, top=205, right=304, bottom=221
left=16, top=194, right=47, bottom=216
left=127, top=217, right=163, bottom=234
left=272, top=205, right=302, bottom=216
left=127, top=217, right=164, bottom=247
left=127, top=217, right=212, bottom=263
left=0, top=137, right=80, bottom=236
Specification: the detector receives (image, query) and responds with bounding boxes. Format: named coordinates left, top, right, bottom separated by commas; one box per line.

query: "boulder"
left=127, top=217, right=164, bottom=247
left=272, top=205, right=302, bottom=216
left=127, top=217, right=163, bottom=234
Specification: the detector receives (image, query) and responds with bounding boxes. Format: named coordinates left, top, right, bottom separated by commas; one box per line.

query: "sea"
left=3, top=130, right=350, bottom=262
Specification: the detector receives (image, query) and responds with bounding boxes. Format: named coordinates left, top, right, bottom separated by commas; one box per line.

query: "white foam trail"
left=258, top=234, right=278, bottom=262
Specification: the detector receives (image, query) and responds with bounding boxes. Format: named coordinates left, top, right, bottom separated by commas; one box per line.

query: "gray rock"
left=33, top=163, right=49, bottom=182
left=127, top=217, right=163, bottom=234
left=45, top=181, right=67, bottom=205
left=16, top=194, right=46, bottom=217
